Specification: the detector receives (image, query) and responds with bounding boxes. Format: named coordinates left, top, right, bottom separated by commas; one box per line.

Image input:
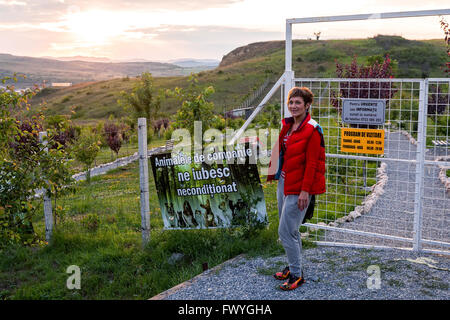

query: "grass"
left=0, top=160, right=286, bottom=300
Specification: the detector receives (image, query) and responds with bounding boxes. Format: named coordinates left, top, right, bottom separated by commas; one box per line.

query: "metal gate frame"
left=294, top=77, right=450, bottom=255
left=229, top=9, right=450, bottom=254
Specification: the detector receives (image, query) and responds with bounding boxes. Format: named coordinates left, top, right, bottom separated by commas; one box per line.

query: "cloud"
left=65, top=0, right=243, bottom=10
left=0, top=0, right=245, bottom=28
left=121, top=25, right=284, bottom=59
left=0, top=0, right=26, bottom=5
left=1, top=0, right=447, bottom=61
left=0, top=18, right=282, bottom=60
left=129, top=24, right=283, bottom=44
left=0, top=0, right=243, bottom=19
left=0, top=1, right=67, bottom=24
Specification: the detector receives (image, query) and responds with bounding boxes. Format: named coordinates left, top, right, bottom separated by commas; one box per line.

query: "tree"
left=0, top=77, right=73, bottom=246
left=73, top=128, right=101, bottom=183
left=253, top=103, right=280, bottom=129
left=440, top=16, right=450, bottom=74
left=314, top=31, right=321, bottom=41
left=103, top=121, right=122, bottom=158
left=152, top=118, right=170, bottom=138
left=9, top=118, right=42, bottom=158
left=45, top=115, right=77, bottom=150
left=168, top=74, right=215, bottom=135
left=331, top=54, right=398, bottom=118
left=118, top=72, right=163, bottom=124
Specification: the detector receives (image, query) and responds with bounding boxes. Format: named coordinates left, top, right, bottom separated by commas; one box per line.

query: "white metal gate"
left=229, top=9, right=450, bottom=254
left=421, top=79, right=450, bottom=254
left=233, top=76, right=450, bottom=254
left=231, top=75, right=449, bottom=254
left=292, top=78, right=450, bottom=255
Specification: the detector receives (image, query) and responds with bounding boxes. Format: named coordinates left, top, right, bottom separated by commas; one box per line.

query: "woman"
left=267, top=86, right=326, bottom=291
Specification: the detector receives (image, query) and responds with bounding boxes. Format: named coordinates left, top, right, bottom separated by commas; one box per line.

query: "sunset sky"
left=1, top=0, right=449, bottom=61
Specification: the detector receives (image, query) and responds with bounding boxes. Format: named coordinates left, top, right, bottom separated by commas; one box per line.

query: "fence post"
left=413, top=79, right=428, bottom=252
left=39, top=131, right=53, bottom=243
left=138, top=118, right=151, bottom=246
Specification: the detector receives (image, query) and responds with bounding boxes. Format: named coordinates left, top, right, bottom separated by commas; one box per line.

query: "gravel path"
left=320, top=131, right=450, bottom=251
left=155, top=246, right=449, bottom=300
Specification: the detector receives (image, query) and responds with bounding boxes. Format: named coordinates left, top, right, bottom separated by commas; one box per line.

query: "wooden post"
left=138, top=118, right=150, bottom=245
left=39, top=131, right=53, bottom=243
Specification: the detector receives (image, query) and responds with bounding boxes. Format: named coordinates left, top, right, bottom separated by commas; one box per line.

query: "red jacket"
left=267, top=114, right=326, bottom=195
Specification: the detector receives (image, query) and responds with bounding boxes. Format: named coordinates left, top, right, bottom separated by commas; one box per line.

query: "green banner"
left=149, top=146, right=268, bottom=229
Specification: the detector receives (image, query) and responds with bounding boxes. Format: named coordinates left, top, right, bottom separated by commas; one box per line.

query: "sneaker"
left=280, top=273, right=305, bottom=291
left=273, top=266, right=290, bottom=280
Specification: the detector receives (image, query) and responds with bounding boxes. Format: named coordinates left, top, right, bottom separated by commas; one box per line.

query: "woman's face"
left=288, top=96, right=309, bottom=120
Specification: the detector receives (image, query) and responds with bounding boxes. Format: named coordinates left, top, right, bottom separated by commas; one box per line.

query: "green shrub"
left=168, top=74, right=215, bottom=135
left=163, top=127, right=173, bottom=141
left=0, top=78, right=73, bottom=246
left=73, top=128, right=101, bottom=183
left=61, top=95, right=72, bottom=103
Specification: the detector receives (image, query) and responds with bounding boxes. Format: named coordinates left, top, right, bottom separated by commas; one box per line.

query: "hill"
left=29, top=35, right=448, bottom=122
left=219, top=40, right=285, bottom=67
left=169, top=59, right=220, bottom=68
left=0, top=53, right=191, bottom=88
left=40, top=55, right=113, bottom=63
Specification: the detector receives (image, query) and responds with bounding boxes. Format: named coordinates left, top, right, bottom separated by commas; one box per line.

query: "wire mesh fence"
left=33, top=78, right=449, bottom=254
left=293, top=78, right=449, bottom=254
left=34, top=125, right=139, bottom=237
left=72, top=125, right=138, bottom=173
left=42, top=125, right=172, bottom=239
left=422, top=79, right=450, bottom=253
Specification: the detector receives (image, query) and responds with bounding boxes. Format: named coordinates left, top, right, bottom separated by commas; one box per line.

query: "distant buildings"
left=225, top=106, right=255, bottom=119
left=51, top=83, right=72, bottom=87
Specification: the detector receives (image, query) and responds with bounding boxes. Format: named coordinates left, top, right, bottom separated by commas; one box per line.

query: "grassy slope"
left=30, top=36, right=448, bottom=123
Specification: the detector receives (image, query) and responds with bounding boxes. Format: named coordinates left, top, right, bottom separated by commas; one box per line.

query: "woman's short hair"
left=287, top=87, right=314, bottom=106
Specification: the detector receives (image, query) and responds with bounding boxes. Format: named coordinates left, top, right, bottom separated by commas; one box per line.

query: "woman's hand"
left=297, top=191, right=309, bottom=211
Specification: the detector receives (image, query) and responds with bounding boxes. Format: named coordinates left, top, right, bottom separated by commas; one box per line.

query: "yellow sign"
left=341, top=128, right=385, bottom=155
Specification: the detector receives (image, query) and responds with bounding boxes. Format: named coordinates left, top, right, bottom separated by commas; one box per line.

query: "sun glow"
left=64, top=10, right=126, bottom=44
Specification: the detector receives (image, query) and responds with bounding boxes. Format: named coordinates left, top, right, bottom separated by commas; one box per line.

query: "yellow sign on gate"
left=341, top=128, right=385, bottom=155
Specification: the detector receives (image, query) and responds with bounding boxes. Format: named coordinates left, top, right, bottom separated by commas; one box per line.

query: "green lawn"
left=0, top=160, right=288, bottom=300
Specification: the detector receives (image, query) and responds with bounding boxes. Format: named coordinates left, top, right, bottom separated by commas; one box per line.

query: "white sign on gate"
left=342, top=99, right=386, bottom=125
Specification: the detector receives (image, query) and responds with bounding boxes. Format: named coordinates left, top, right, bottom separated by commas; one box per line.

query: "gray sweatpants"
left=277, top=176, right=311, bottom=277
